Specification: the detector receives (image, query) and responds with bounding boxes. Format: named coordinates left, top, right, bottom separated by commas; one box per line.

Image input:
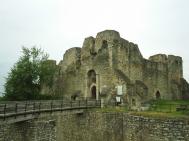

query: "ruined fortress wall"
left=61, top=69, right=85, bottom=99
left=168, top=55, right=183, bottom=82
left=1, top=111, right=189, bottom=141
left=95, top=30, right=120, bottom=53
left=145, top=54, right=183, bottom=100
left=81, top=37, right=95, bottom=60
left=112, top=38, right=160, bottom=100
left=83, top=47, right=116, bottom=98
left=60, top=47, right=81, bottom=72
left=168, top=55, right=183, bottom=99
left=125, top=43, right=143, bottom=82
left=143, top=59, right=169, bottom=100
left=40, top=30, right=188, bottom=101
left=114, top=39, right=144, bottom=82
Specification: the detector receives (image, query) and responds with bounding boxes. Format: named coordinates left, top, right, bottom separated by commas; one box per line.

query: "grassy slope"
left=94, top=100, right=189, bottom=119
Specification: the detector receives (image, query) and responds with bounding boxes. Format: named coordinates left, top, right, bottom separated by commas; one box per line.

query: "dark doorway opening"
left=87, top=70, right=96, bottom=86
left=91, top=86, right=96, bottom=99
left=156, top=91, right=161, bottom=99
left=132, top=98, right=136, bottom=106
left=101, top=40, right=108, bottom=49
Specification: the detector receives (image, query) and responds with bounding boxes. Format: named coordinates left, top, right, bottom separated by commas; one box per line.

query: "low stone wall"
left=0, top=118, right=56, bottom=141
left=124, top=114, right=189, bottom=141
left=0, top=111, right=189, bottom=141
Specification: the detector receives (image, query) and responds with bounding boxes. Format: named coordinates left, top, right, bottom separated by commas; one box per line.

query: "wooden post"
left=38, top=102, right=41, bottom=113
left=24, top=102, right=27, bottom=117
left=61, top=100, right=63, bottom=111
left=51, top=101, right=53, bottom=113
left=33, top=102, right=35, bottom=114
left=15, top=103, right=18, bottom=119
left=3, top=104, right=6, bottom=120
left=78, top=100, right=80, bottom=107
left=86, top=99, right=88, bottom=108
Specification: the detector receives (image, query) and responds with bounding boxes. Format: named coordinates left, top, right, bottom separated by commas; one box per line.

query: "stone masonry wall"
left=57, top=112, right=189, bottom=141
left=0, top=118, right=56, bottom=141
left=40, top=30, right=189, bottom=102
left=1, top=111, right=189, bottom=141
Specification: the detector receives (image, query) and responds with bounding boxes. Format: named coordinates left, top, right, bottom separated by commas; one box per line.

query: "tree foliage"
left=40, top=60, right=57, bottom=88
left=4, top=47, right=49, bottom=100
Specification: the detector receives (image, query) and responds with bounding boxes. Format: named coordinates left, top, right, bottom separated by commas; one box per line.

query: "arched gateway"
left=91, top=85, right=96, bottom=99
left=87, top=70, right=97, bottom=99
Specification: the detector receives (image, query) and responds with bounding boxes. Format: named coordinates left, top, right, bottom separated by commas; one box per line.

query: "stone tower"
left=40, top=30, right=189, bottom=108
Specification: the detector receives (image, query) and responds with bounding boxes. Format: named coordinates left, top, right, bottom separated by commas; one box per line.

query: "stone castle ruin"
left=40, top=30, right=189, bottom=109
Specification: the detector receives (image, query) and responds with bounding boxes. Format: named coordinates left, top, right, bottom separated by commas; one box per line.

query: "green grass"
left=153, top=99, right=189, bottom=105
left=130, top=111, right=189, bottom=119
left=92, top=100, right=189, bottom=119
left=93, top=106, right=129, bottom=113
left=93, top=107, right=189, bottom=119
left=133, top=100, right=189, bottom=119
left=149, top=100, right=189, bottom=113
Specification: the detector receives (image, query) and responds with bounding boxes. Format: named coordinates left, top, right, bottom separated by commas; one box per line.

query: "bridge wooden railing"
left=0, top=100, right=101, bottom=120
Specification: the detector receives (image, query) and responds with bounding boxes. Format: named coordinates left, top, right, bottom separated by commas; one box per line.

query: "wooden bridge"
left=0, top=100, right=101, bottom=123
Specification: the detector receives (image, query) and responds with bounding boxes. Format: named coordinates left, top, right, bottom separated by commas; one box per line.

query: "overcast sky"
left=0, top=0, right=189, bottom=95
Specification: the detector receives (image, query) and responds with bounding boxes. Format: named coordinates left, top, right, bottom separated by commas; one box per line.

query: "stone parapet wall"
left=58, top=112, right=189, bottom=141
left=0, top=111, right=189, bottom=141
left=124, top=114, right=189, bottom=141
left=0, top=119, right=56, bottom=141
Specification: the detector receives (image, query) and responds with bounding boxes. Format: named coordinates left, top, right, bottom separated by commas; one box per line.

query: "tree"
left=4, top=47, right=49, bottom=100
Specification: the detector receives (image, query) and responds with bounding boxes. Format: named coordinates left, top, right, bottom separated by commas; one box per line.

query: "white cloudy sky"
left=0, top=0, right=189, bottom=95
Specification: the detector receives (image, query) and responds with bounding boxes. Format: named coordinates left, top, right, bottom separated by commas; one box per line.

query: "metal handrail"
left=0, top=100, right=101, bottom=120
